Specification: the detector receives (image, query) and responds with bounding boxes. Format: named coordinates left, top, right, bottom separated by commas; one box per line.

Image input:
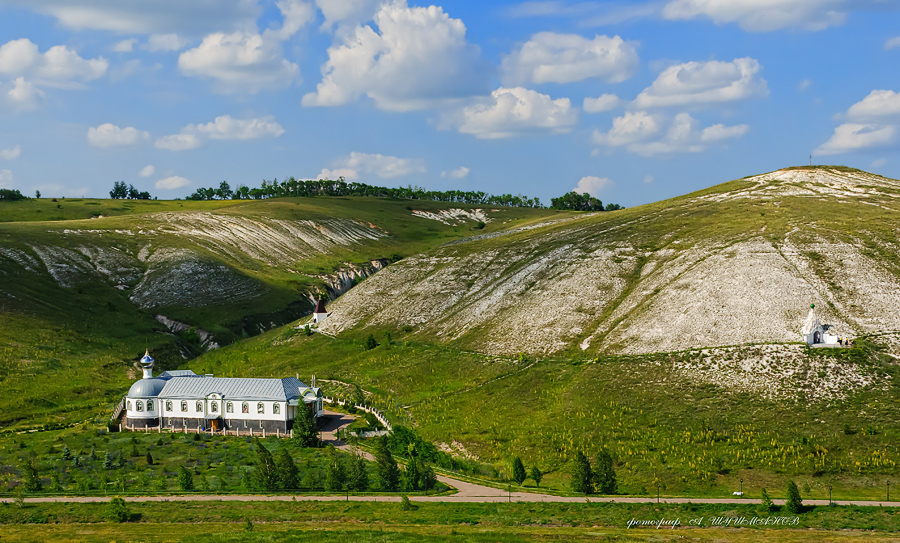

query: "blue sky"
left=0, top=0, right=899, bottom=207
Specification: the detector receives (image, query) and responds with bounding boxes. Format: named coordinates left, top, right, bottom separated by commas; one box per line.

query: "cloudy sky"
left=1, top=0, right=899, bottom=206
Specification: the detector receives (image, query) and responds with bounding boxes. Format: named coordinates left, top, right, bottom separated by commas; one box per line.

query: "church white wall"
left=159, top=397, right=289, bottom=422
left=125, top=397, right=160, bottom=419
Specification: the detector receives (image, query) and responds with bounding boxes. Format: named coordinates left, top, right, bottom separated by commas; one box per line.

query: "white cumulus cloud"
left=3, top=77, right=43, bottom=110
left=331, top=152, right=425, bottom=179
left=316, top=168, right=359, bottom=181
left=501, top=32, right=638, bottom=86
left=87, top=123, right=150, bottom=148
left=113, top=39, right=137, bottom=53
left=0, top=38, right=107, bottom=88
left=816, top=89, right=900, bottom=155
left=454, top=87, right=578, bottom=139
left=303, top=1, right=492, bottom=111
left=887, top=37, right=900, bottom=50
left=441, top=166, right=470, bottom=179
left=315, top=0, right=380, bottom=30
left=139, top=165, right=155, bottom=177
left=156, top=115, right=284, bottom=151
left=634, top=57, right=768, bottom=109
left=583, top=94, right=622, bottom=113
left=593, top=111, right=748, bottom=156
left=1, top=145, right=21, bottom=160
left=816, top=124, right=896, bottom=155
left=573, top=175, right=613, bottom=196
left=155, top=175, right=192, bottom=190
left=662, top=0, right=848, bottom=32
left=178, top=32, right=300, bottom=93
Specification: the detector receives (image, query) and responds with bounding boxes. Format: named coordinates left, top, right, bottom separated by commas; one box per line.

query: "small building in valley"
left=311, top=299, right=329, bottom=324
left=124, top=350, right=322, bottom=434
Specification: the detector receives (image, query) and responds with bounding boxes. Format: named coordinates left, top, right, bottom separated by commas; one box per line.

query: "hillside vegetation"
left=1, top=166, right=899, bottom=499
left=0, top=197, right=559, bottom=428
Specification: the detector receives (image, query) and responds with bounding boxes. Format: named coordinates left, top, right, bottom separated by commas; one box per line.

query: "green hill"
left=0, top=196, right=557, bottom=428
left=2, top=167, right=899, bottom=499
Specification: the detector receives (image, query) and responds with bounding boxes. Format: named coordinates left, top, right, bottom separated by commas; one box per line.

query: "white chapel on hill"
left=802, top=303, right=840, bottom=346
left=124, top=350, right=323, bottom=434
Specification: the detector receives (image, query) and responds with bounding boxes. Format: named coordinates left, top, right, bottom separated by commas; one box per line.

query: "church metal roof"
left=157, top=376, right=306, bottom=401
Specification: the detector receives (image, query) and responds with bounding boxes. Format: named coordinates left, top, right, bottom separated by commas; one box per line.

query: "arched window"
left=136, top=400, right=143, bottom=412
left=257, top=402, right=265, bottom=414
left=242, top=402, right=249, bottom=414
left=181, top=400, right=188, bottom=412
left=166, top=400, right=173, bottom=411
left=226, top=402, right=233, bottom=413
left=211, top=402, right=218, bottom=413
left=273, top=403, right=280, bottom=415
left=196, top=401, right=203, bottom=412
left=126, top=401, right=132, bottom=410
left=147, top=401, right=154, bottom=412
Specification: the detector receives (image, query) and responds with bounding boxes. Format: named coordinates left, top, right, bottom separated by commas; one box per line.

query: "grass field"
left=0, top=500, right=898, bottom=542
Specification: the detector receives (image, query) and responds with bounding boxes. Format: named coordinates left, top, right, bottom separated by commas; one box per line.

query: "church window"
left=147, top=401, right=154, bottom=412
left=273, top=403, right=280, bottom=415
left=196, top=401, right=203, bottom=412
left=242, top=402, right=249, bottom=414
left=166, top=400, right=172, bottom=411
left=211, top=402, right=218, bottom=413
left=257, top=402, right=265, bottom=414
left=136, top=400, right=143, bottom=412
left=226, top=402, right=233, bottom=413
left=127, top=401, right=132, bottom=410
left=181, top=401, right=188, bottom=412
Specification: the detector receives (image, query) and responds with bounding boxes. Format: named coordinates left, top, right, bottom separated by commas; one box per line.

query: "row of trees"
left=187, top=178, right=544, bottom=208
left=109, top=180, right=152, bottom=200
left=185, top=178, right=623, bottom=211
left=0, top=188, right=27, bottom=201
left=550, top=191, right=623, bottom=211
left=570, top=450, right=617, bottom=495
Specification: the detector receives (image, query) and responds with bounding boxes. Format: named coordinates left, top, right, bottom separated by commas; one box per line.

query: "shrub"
left=400, top=495, right=417, bottom=511
left=511, top=457, right=527, bottom=485
left=106, top=497, right=131, bottom=523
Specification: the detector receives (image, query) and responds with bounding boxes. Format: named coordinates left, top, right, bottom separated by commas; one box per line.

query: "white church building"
left=124, top=351, right=323, bottom=434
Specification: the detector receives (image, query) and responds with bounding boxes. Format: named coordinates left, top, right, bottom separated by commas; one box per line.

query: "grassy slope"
left=0, top=197, right=561, bottom=429
left=185, top=324, right=900, bottom=499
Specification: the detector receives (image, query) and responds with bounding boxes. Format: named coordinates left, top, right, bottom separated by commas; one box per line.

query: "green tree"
left=106, top=497, right=131, bottom=523
left=292, top=406, right=320, bottom=448
left=403, top=457, right=422, bottom=491
left=373, top=437, right=400, bottom=491
left=22, top=458, right=42, bottom=492
left=177, top=465, right=194, bottom=491
left=252, top=439, right=279, bottom=491
left=530, top=466, right=543, bottom=488
left=785, top=480, right=803, bottom=513
left=62, top=445, right=72, bottom=461
left=146, top=451, right=154, bottom=465
left=35, top=189, right=41, bottom=199
left=275, top=449, right=299, bottom=490
left=325, top=445, right=347, bottom=491
left=109, top=181, right=128, bottom=199
left=511, top=457, right=527, bottom=486
left=103, top=451, right=113, bottom=470
left=593, top=450, right=617, bottom=494
left=365, top=333, right=378, bottom=350
left=348, top=452, right=369, bottom=492
left=570, top=451, right=594, bottom=494
left=419, top=462, right=436, bottom=493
